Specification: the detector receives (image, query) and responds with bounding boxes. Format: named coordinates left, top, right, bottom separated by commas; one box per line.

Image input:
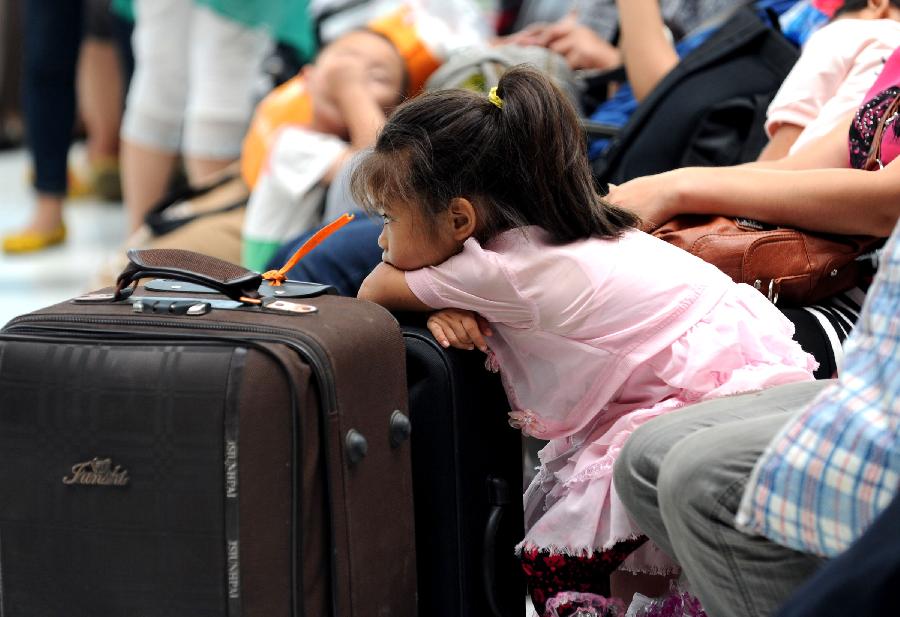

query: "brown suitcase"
left=0, top=250, right=416, bottom=617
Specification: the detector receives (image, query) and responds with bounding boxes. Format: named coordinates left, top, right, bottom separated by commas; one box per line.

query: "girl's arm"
left=357, top=262, right=431, bottom=311
left=615, top=0, right=679, bottom=101
left=609, top=163, right=900, bottom=236
left=671, top=164, right=899, bottom=236
left=607, top=114, right=900, bottom=236
left=738, top=111, right=853, bottom=171
left=758, top=21, right=852, bottom=159
left=358, top=263, right=493, bottom=351
left=755, top=123, right=804, bottom=162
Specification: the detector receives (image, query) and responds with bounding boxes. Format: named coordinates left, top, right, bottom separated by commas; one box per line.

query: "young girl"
left=354, top=67, right=817, bottom=615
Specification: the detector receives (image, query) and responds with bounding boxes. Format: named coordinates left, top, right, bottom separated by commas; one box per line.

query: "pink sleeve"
left=405, top=239, right=534, bottom=326
left=765, top=24, right=852, bottom=137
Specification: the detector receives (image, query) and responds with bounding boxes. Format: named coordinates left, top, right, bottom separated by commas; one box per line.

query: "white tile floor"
left=0, top=147, right=126, bottom=327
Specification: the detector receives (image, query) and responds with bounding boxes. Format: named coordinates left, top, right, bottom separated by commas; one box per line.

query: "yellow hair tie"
left=488, top=86, right=503, bottom=109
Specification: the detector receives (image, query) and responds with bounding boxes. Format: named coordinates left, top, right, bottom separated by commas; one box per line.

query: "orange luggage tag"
left=261, top=212, right=356, bottom=287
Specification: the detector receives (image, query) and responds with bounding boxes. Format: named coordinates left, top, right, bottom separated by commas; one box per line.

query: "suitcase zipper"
left=3, top=314, right=344, bottom=617
left=4, top=314, right=337, bottom=408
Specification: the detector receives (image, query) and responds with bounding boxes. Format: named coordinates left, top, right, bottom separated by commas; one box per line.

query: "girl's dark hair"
left=836, top=0, right=900, bottom=16
left=350, top=65, right=639, bottom=244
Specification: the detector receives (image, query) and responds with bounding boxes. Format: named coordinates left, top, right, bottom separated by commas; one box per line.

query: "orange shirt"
left=240, top=75, right=313, bottom=189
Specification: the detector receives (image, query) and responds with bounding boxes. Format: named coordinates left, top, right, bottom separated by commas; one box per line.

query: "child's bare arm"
left=358, top=262, right=431, bottom=310
left=358, top=265, right=493, bottom=351
left=319, top=59, right=390, bottom=183
left=427, top=309, right=492, bottom=351
left=328, top=59, right=389, bottom=149
left=616, top=0, right=679, bottom=101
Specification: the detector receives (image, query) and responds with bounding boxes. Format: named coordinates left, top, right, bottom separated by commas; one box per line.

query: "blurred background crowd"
left=0, top=0, right=894, bottom=309
left=2, top=0, right=868, bottom=326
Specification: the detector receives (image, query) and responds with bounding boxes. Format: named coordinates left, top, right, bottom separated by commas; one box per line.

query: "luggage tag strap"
left=261, top=213, right=355, bottom=286
left=115, top=248, right=263, bottom=303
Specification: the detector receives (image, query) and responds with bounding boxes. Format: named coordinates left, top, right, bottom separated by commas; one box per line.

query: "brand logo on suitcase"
left=227, top=540, right=240, bottom=599
left=225, top=440, right=238, bottom=498
left=62, top=457, right=130, bottom=487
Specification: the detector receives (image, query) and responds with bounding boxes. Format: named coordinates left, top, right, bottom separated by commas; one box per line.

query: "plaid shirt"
left=736, top=218, right=900, bottom=558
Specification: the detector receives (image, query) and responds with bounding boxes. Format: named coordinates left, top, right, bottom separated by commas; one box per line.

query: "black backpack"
left=592, top=7, right=800, bottom=184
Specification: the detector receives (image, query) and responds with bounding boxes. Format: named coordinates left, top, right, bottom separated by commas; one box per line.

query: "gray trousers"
left=613, top=381, right=831, bottom=617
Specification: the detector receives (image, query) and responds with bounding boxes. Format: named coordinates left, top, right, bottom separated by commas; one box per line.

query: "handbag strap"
left=864, top=91, right=900, bottom=171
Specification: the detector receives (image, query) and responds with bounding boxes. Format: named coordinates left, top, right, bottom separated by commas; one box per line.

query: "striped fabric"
left=800, top=285, right=868, bottom=371
left=736, top=218, right=900, bottom=558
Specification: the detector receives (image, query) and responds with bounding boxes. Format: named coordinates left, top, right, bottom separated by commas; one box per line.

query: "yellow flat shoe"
left=67, top=168, right=94, bottom=199
left=89, top=158, right=122, bottom=202
left=2, top=224, right=67, bottom=253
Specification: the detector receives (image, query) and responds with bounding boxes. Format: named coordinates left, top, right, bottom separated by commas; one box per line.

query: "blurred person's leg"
left=78, top=39, right=121, bottom=163
left=3, top=0, right=83, bottom=252
left=92, top=205, right=245, bottom=288
left=0, top=0, right=25, bottom=149
left=120, top=0, right=189, bottom=232
left=145, top=205, right=245, bottom=263
left=182, top=4, right=271, bottom=183
left=109, top=8, right=134, bottom=88
left=77, top=0, right=123, bottom=200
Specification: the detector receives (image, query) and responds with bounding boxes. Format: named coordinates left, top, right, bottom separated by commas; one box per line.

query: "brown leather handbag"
left=652, top=215, right=881, bottom=306
left=651, top=92, right=898, bottom=306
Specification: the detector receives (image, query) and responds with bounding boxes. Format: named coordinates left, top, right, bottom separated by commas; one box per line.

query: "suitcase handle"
left=483, top=476, right=511, bottom=617
left=115, top=248, right=263, bottom=303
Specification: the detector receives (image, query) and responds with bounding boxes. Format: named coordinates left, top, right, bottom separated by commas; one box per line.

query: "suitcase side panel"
left=237, top=347, right=330, bottom=617
left=403, top=328, right=526, bottom=617
left=221, top=344, right=322, bottom=617
left=0, top=338, right=236, bottom=617
left=0, top=335, right=334, bottom=617
left=305, top=304, right=416, bottom=617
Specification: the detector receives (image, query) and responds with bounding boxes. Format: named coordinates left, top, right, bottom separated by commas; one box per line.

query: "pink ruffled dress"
left=406, top=227, right=817, bottom=574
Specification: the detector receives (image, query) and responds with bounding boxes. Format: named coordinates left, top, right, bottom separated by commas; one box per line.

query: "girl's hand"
left=427, top=309, right=493, bottom=352
left=606, top=170, right=685, bottom=231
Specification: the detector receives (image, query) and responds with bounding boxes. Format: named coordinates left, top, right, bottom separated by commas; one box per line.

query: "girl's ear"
left=447, top=198, right=477, bottom=242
